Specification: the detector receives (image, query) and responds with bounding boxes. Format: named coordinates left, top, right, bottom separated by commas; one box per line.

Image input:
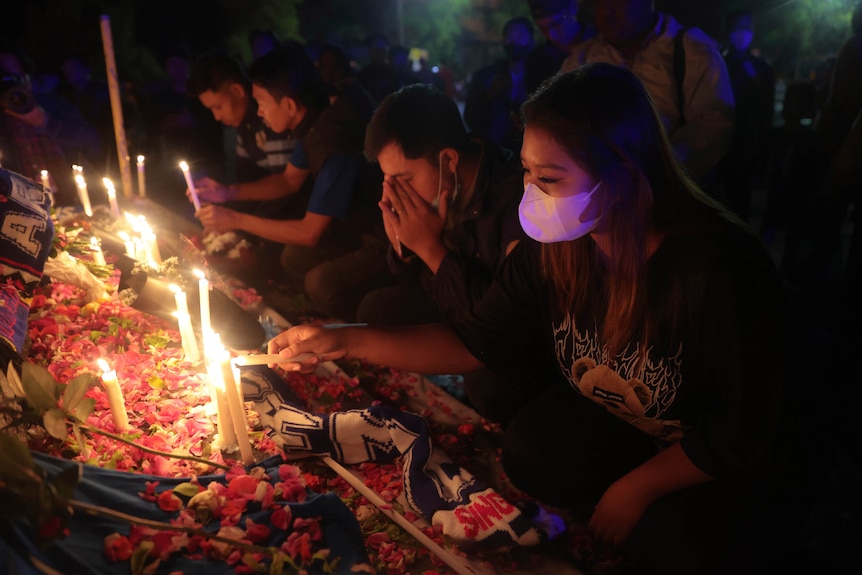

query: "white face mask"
left=518, top=181, right=602, bottom=243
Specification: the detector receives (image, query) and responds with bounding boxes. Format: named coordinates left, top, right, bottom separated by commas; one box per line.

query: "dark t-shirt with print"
left=452, top=220, right=791, bottom=479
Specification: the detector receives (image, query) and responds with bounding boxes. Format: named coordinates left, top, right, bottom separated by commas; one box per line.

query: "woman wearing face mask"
left=269, top=64, right=800, bottom=573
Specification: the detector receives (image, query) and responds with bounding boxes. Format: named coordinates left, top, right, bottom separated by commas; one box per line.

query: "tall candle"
left=103, top=177, right=121, bottom=219
left=141, top=220, right=161, bottom=267
left=74, top=172, right=93, bottom=217
left=205, top=348, right=237, bottom=450
left=194, top=269, right=211, bottom=336
left=97, top=358, right=128, bottom=431
left=174, top=311, right=201, bottom=364
left=179, top=161, right=201, bottom=211
left=40, top=169, right=50, bottom=190
left=136, top=155, right=147, bottom=198
left=217, top=344, right=254, bottom=466
left=90, top=237, right=107, bottom=266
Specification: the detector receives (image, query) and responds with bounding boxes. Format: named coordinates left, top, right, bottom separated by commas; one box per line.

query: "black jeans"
left=501, top=384, right=789, bottom=574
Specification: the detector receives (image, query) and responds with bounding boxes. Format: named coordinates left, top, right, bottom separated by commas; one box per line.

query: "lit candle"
left=170, top=284, right=200, bottom=364
left=40, top=169, right=50, bottom=190
left=141, top=219, right=161, bottom=267
left=97, top=358, right=128, bottom=432
left=103, top=177, right=121, bottom=219
left=216, top=341, right=254, bottom=466
left=132, top=236, right=144, bottom=262
left=90, top=236, right=107, bottom=266
left=232, top=353, right=318, bottom=367
left=118, top=231, right=136, bottom=260
left=194, top=269, right=211, bottom=336
left=136, top=155, right=146, bottom=198
left=179, top=161, right=201, bottom=211
left=205, top=337, right=237, bottom=450
left=174, top=311, right=201, bottom=364
left=73, top=167, right=93, bottom=217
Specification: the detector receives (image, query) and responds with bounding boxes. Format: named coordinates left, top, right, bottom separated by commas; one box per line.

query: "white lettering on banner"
left=1, top=211, right=46, bottom=257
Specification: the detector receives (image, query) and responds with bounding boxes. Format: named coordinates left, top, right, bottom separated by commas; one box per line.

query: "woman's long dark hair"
left=521, top=63, right=738, bottom=360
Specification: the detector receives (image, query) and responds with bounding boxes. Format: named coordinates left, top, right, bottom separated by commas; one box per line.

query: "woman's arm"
left=268, top=323, right=485, bottom=376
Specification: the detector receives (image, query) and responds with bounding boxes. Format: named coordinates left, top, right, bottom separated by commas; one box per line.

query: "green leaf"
left=88, top=330, right=104, bottom=343
left=52, top=464, right=82, bottom=502
left=43, top=409, right=68, bottom=440
left=62, top=374, right=96, bottom=412
left=0, top=433, right=37, bottom=481
left=130, top=540, right=154, bottom=575
left=72, top=397, right=96, bottom=421
left=172, top=482, right=201, bottom=498
left=21, top=363, right=60, bottom=411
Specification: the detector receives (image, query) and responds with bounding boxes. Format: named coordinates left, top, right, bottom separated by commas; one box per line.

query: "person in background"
left=717, top=9, right=775, bottom=222
left=248, top=29, right=280, bottom=62
left=357, top=33, right=398, bottom=105
left=761, top=82, right=826, bottom=272
left=464, top=16, right=536, bottom=154
left=525, top=0, right=595, bottom=94
left=316, top=42, right=376, bottom=124
left=143, top=42, right=224, bottom=208
left=269, top=64, right=800, bottom=574
left=188, top=51, right=305, bottom=224
left=57, top=51, right=115, bottom=170
left=190, top=46, right=390, bottom=319
left=562, top=0, right=735, bottom=185
left=0, top=45, right=99, bottom=206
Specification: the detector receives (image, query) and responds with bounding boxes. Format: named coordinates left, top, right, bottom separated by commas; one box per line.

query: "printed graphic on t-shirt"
left=553, top=313, right=687, bottom=442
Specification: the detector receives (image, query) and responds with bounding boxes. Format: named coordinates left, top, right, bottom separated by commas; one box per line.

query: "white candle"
left=179, top=161, right=201, bottom=211
left=231, top=353, right=318, bottom=367
left=170, top=283, right=189, bottom=315
left=141, top=219, right=161, bottom=267
left=90, top=237, right=107, bottom=266
left=132, top=236, right=144, bottom=262
left=194, top=269, right=211, bottom=336
left=217, top=343, right=254, bottom=466
left=74, top=171, right=93, bottom=217
left=205, top=343, right=237, bottom=450
left=118, top=231, right=136, bottom=260
left=97, top=358, right=128, bottom=431
left=40, top=169, right=50, bottom=191
left=174, top=311, right=201, bottom=364
left=136, top=155, right=146, bottom=198
left=103, top=177, right=121, bottom=219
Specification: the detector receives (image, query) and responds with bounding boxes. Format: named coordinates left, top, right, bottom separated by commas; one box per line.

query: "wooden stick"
left=321, top=456, right=483, bottom=575
left=99, top=15, right=134, bottom=199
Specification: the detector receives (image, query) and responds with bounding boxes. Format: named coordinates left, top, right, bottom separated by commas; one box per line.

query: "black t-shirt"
left=452, top=220, right=789, bottom=478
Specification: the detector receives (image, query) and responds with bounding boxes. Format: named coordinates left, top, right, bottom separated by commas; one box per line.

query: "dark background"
left=4, top=0, right=858, bottom=84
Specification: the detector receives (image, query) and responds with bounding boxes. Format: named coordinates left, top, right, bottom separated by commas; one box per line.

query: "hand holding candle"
left=180, top=161, right=201, bottom=211
left=97, top=358, right=128, bottom=431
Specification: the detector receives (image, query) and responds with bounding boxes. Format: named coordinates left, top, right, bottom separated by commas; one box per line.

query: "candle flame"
left=97, top=358, right=111, bottom=373
left=41, top=169, right=48, bottom=177
left=74, top=174, right=85, bottom=186
left=118, top=230, right=131, bottom=241
left=137, top=155, right=145, bottom=163
left=179, top=161, right=189, bottom=171
left=193, top=269, right=205, bottom=279
left=102, top=177, right=115, bottom=190
left=90, top=237, right=99, bottom=247
left=169, top=283, right=182, bottom=294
